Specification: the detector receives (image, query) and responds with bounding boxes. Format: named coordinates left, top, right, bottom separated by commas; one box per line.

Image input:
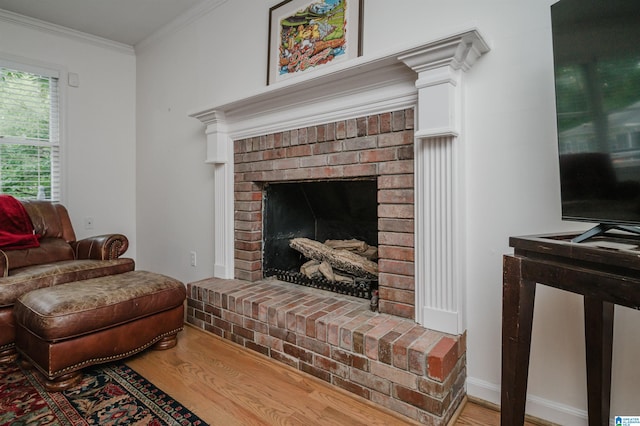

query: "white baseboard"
left=466, top=377, right=588, bottom=426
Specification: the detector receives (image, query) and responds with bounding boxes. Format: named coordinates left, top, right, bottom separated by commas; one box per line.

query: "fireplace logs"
left=264, top=237, right=378, bottom=299
left=265, top=237, right=379, bottom=300
left=289, top=237, right=378, bottom=278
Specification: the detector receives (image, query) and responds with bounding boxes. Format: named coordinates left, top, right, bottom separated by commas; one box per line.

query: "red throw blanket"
left=0, top=195, right=40, bottom=250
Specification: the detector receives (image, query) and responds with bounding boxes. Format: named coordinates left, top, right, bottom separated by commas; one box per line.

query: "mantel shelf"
left=189, top=28, right=489, bottom=141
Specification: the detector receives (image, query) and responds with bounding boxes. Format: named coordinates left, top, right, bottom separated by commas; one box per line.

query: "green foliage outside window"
left=0, top=68, right=56, bottom=199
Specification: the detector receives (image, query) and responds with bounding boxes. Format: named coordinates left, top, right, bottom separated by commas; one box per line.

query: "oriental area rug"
left=0, top=361, right=207, bottom=425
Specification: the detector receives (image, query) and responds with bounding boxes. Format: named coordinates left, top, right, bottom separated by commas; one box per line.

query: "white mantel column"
left=399, top=33, right=489, bottom=335
left=190, top=110, right=235, bottom=279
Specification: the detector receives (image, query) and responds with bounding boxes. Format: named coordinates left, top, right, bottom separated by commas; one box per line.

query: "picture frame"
left=267, top=0, right=363, bottom=85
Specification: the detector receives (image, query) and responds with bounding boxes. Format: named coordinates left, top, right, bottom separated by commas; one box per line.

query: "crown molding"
left=135, top=0, right=230, bottom=52
left=0, top=8, right=134, bottom=55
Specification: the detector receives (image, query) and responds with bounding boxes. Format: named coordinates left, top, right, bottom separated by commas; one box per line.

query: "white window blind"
left=0, top=64, right=60, bottom=201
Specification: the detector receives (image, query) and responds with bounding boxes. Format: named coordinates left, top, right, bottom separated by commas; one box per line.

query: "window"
left=0, top=63, right=60, bottom=201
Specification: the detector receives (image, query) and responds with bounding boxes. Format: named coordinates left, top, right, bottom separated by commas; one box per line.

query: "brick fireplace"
left=188, top=30, right=489, bottom=425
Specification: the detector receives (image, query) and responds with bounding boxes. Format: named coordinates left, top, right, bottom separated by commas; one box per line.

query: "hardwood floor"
left=125, top=325, right=532, bottom=425
left=453, top=400, right=540, bottom=426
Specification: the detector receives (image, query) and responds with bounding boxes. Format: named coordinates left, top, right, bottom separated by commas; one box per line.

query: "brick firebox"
left=234, top=108, right=416, bottom=319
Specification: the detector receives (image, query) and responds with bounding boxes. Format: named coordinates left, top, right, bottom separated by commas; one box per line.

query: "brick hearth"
left=186, top=278, right=466, bottom=425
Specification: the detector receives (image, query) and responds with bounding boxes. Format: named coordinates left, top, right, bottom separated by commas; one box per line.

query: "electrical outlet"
left=190, top=251, right=197, bottom=267
left=84, top=216, right=94, bottom=230
left=68, top=72, right=80, bottom=87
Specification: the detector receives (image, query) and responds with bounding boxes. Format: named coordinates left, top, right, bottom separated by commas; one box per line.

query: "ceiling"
left=0, top=0, right=206, bottom=46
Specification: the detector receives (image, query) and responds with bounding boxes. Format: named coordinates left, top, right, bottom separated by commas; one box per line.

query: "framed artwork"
left=267, top=0, right=363, bottom=85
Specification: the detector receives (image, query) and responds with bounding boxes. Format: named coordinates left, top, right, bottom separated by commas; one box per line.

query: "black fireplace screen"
left=263, top=180, right=378, bottom=299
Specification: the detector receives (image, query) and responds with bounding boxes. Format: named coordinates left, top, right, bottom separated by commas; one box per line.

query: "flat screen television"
left=551, top=0, right=640, bottom=242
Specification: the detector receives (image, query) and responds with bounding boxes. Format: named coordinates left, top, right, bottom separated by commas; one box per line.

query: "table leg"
left=584, top=297, right=614, bottom=426
left=501, top=255, right=536, bottom=426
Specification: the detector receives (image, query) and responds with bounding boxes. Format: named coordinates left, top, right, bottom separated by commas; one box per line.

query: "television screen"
left=551, top=0, right=640, bottom=239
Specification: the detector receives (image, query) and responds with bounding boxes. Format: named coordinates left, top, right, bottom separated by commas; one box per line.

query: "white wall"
left=134, top=0, right=638, bottom=424
left=0, top=13, right=137, bottom=258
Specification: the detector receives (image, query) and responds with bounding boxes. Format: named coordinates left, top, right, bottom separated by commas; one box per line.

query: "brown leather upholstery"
left=20, top=200, right=76, bottom=242
left=18, top=306, right=184, bottom=391
left=0, top=201, right=133, bottom=362
left=3, top=238, right=75, bottom=272
left=15, top=271, right=185, bottom=385
left=0, top=259, right=136, bottom=309
left=16, top=271, right=185, bottom=340
left=0, top=310, right=15, bottom=362
left=2, top=201, right=130, bottom=276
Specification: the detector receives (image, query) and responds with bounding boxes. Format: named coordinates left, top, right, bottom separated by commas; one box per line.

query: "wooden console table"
left=501, top=232, right=640, bottom=426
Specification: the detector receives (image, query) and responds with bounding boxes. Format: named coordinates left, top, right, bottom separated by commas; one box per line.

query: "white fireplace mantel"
left=190, top=29, right=489, bottom=335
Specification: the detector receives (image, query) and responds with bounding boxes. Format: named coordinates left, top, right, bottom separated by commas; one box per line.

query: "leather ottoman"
left=14, top=270, right=185, bottom=391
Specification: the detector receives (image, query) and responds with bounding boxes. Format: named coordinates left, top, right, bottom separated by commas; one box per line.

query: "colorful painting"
left=268, top=0, right=362, bottom=84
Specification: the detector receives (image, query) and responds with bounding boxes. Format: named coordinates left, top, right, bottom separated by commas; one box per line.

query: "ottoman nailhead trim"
left=43, top=327, right=183, bottom=377
left=0, top=343, right=14, bottom=351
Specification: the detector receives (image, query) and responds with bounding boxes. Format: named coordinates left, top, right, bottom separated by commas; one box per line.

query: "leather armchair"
left=0, top=201, right=134, bottom=363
